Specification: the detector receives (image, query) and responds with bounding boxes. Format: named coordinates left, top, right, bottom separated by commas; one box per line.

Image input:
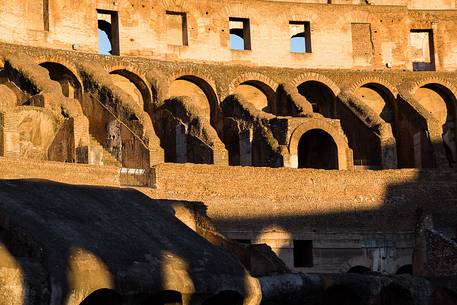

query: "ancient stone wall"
left=1, top=1, right=457, bottom=70
left=146, top=163, right=457, bottom=272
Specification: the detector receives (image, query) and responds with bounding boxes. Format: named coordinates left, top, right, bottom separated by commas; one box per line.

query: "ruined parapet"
left=154, top=96, right=228, bottom=165
left=274, top=83, right=314, bottom=117
left=0, top=53, right=90, bottom=163
left=78, top=62, right=164, bottom=167
left=221, top=94, right=284, bottom=167
left=414, top=213, right=457, bottom=278
left=338, top=90, right=398, bottom=169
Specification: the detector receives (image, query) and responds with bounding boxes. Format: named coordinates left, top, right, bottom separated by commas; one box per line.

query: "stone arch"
left=347, top=265, right=371, bottom=274
left=347, top=77, right=399, bottom=98
left=352, top=82, right=397, bottom=121
left=202, top=290, right=244, bottom=305
left=411, top=80, right=457, bottom=168
left=291, top=72, right=340, bottom=96
left=37, top=60, right=83, bottom=101
left=289, top=121, right=350, bottom=170
left=342, top=256, right=373, bottom=273
left=108, top=67, right=152, bottom=110
left=396, top=264, right=412, bottom=275
left=409, top=77, right=457, bottom=98
left=228, top=73, right=277, bottom=113
left=296, top=78, right=338, bottom=118
left=167, top=71, right=219, bottom=127
left=79, top=288, right=122, bottom=305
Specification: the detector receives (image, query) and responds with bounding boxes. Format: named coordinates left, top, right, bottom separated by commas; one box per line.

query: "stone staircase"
left=89, top=136, right=120, bottom=167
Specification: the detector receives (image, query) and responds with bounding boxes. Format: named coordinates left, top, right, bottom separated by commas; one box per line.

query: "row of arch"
left=36, top=58, right=457, bottom=169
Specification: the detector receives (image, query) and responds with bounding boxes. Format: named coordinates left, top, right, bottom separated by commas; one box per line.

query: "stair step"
left=89, top=136, right=120, bottom=167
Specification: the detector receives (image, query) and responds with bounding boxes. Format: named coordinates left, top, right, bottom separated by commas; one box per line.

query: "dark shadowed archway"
left=110, top=69, right=152, bottom=111
left=396, top=264, right=412, bottom=275
left=298, top=81, right=336, bottom=117
left=347, top=265, right=371, bottom=274
left=298, top=129, right=338, bottom=169
left=169, top=75, right=219, bottom=127
left=79, top=289, right=122, bottom=305
left=233, top=80, right=275, bottom=113
left=39, top=62, right=82, bottom=101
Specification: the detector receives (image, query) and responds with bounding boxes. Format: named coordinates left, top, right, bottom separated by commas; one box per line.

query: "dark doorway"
left=40, top=62, right=82, bottom=101
left=396, top=264, right=413, bottom=275
left=298, top=81, right=336, bottom=117
left=298, top=129, right=338, bottom=169
left=97, top=10, right=120, bottom=55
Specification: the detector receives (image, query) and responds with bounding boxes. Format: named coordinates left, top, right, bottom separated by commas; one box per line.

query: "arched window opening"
left=414, top=84, right=457, bottom=168
left=169, top=76, right=218, bottom=127
left=347, top=265, right=371, bottom=274
left=396, top=264, right=412, bottom=275
left=97, top=10, right=119, bottom=56
left=298, top=129, right=338, bottom=169
left=378, top=283, right=414, bottom=305
left=79, top=289, right=122, bottom=305
left=233, top=80, right=274, bottom=113
left=40, top=62, right=82, bottom=101
left=202, top=290, right=244, bottom=305
left=297, top=81, right=336, bottom=118
left=110, top=70, right=151, bottom=109
left=324, top=285, right=362, bottom=305
left=355, top=84, right=396, bottom=125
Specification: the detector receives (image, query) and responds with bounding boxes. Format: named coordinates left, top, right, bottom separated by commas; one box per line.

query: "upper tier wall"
left=1, top=0, right=457, bottom=70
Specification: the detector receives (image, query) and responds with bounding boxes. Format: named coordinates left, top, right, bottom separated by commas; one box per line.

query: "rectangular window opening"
left=293, top=240, right=313, bottom=267
left=290, top=21, right=311, bottom=53
left=409, top=29, right=435, bottom=71
left=229, top=17, right=251, bottom=50
left=43, top=0, right=50, bottom=31
left=166, top=11, right=188, bottom=46
left=97, top=9, right=120, bottom=56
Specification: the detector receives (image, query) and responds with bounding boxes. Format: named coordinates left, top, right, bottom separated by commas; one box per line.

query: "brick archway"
left=289, top=121, right=351, bottom=170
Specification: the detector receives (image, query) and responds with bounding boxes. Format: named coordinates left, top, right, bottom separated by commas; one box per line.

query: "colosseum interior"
left=0, top=0, right=457, bottom=304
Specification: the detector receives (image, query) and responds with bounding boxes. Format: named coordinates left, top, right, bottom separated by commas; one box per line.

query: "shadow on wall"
left=0, top=179, right=254, bottom=305
left=209, top=167, right=457, bottom=304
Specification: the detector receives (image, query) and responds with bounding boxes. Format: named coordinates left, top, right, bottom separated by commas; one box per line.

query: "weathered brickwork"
left=0, top=0, right=457, bottom=304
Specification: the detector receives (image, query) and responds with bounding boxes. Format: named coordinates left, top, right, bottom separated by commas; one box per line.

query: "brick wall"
left=0, top=157, right=120, bottom=186
left=149, top=163, right=457, bottom=234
